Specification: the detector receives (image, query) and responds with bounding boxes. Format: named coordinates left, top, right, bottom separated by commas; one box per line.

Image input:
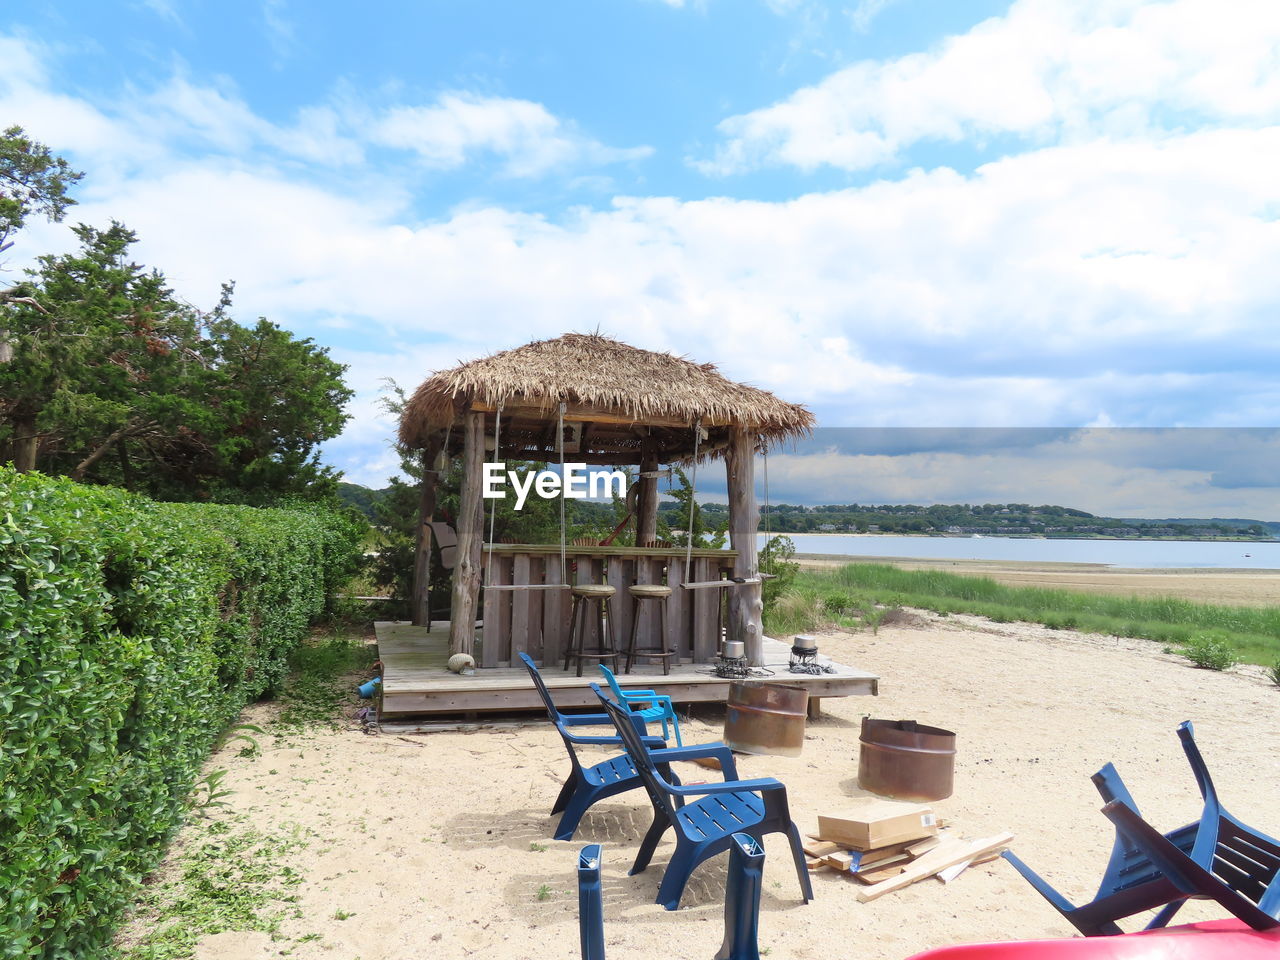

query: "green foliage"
left=273, top=634, right=375, bottom=731
left=0, top=468, right=363, bottom=958
left=1178, top=634, right=1241, bottom=671
left=2, top=224, right=353, bottom=501
left=1269, top=660, right=1280, bottom=687
left=758, top=535, right=797, bottom=618
left=0, top=125, right=83, bottom=253
left=115, top=818, right=311, bottom=960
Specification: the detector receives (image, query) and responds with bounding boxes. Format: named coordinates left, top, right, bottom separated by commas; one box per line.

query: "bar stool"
left=625, top=583, right=675, bottom=674
left=563, top=583, right=619, bottom=677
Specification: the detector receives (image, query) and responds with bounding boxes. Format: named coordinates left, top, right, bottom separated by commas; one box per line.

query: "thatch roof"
left=398, top=333, right=814, bottom=457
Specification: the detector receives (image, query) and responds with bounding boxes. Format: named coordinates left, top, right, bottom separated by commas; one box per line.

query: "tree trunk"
left=411, top=434, right=444, bottom=628
left=726, top=428, right=764, bottom=665
left=118, top=437, right=135, bottom=490
left=11, top=415, right=38, bottom=472
left=636, top=446, right=659, bottom=544
left=448, top=411, right=485, bottom=656
left=71, top=422, right=136, bottom=481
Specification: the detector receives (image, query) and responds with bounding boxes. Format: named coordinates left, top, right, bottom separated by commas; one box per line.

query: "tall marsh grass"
left=762, top=563, right=1280, bottom=667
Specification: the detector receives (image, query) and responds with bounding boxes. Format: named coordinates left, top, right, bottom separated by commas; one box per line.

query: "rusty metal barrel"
left=723, top=681, right=809, bottom=757
left=858, top=718, right=956, bottom=801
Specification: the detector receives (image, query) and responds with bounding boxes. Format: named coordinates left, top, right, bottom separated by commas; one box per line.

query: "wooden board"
left=855, top=833, right=1014, bottom=903
left=375, top=622, right=880, bottom=716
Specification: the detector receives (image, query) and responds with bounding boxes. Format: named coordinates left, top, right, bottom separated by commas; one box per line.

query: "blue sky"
left=3, top=0, right=1280, bottom=511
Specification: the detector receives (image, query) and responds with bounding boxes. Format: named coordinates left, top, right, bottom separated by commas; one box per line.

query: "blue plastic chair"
left=716, top=833, right=766, bottom=960
left=576, top=835, right=768, bottom=960
left=599, top=664, right=683, bottom=746
left=578, top=844, right=605, bottom=960
left=519, top=653, right=674, bottom=841
left=1002, top=720, right=1280, bottom=936
left=591, top=683, right=814, bottom=911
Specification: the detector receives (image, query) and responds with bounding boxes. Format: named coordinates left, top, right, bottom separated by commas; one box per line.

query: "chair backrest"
left=519, top=652, right=583, bottom=770
left=598, top=664, right=628, bottom=704
left=590, top=683, right=680, bottom=822
left=427, top=521, right=459, bottom=570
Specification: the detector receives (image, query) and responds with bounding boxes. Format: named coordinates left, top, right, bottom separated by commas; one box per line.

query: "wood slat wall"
left=477, top=544, right=735, bottom=666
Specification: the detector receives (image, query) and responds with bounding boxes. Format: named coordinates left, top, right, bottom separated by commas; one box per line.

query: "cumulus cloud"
left=4, top=21, right=1280, bottom=488
left=701, top=0, right=1280, bottom=173
left=369, top=93, right=652, bottom=177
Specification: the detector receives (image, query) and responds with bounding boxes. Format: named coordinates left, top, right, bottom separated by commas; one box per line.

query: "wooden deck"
left=375, top=620, right=880, bottom=717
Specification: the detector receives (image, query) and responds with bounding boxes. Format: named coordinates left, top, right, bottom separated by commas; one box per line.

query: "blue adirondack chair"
left=599, top=664, right=683, bottom=746
left=576, top=834, right=767, bottom=960
left=520, top=652, right=674, bottom=841
left=591, top=683, right=814, bottom=911
left=578, top=844, right=605, bottom=960
left=1002, top=720, right=1280, bottom=936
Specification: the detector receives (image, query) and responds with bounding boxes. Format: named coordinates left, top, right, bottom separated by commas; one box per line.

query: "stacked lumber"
left=804, top=797, right=1012, bottom=902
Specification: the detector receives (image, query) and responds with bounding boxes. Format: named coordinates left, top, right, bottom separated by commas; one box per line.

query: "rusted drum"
left=723, top=682, right=809, bottom=757
left=858, top=718, right=956, bottom=802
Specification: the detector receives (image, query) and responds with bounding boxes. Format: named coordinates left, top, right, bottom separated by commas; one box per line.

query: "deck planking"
left=375, top=620, right=879, bottom=717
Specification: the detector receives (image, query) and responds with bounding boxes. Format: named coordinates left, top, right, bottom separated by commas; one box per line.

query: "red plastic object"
left=903, top=919, right=1280, bottom=960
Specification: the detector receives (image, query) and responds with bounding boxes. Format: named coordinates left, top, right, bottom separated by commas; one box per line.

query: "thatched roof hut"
left=398, top=333, right=813, bottom=461
left=399, top=332, right=812, bottom=666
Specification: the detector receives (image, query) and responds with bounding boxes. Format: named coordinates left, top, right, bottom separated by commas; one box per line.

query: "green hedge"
left=0, top=469, right=364, bottom=958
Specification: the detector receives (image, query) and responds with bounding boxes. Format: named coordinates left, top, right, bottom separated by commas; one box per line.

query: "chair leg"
left=551, top=773, right=576, bottom=815
left=564, top=596, right=583, bottom=673
left=659, top=595, right=670, bottom=675
left=785, top=821, right=815, bottom=902
left=656, top=844, right=700, bottom=911
left=631, top=813, right=670, bottom=876
left=555, top=787, right=596, bottom=842
left=625, top=595, right=640, bottom=673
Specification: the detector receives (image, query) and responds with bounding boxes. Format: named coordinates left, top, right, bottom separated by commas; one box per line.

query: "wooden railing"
left=479, top=544, right=737, bottom=668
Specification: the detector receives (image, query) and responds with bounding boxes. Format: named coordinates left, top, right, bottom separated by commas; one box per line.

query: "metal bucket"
left=723, top=682, right=809, bottom=757
left=858, top=718, right=956, bottom=802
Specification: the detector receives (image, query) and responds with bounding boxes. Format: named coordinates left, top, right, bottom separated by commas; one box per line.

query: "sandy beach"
left=796, top=554, right=1280, bottom=607
left=117, top=607, right=1280, bottom=960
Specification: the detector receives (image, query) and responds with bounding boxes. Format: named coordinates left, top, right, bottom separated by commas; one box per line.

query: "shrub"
left=759, top=535, right=798, bottom=619
left=1269, top=659, right=1280, bottom=688
left=1179, top=634, right=1241, bottom=671
left=0, top=468, right=363, bottom=958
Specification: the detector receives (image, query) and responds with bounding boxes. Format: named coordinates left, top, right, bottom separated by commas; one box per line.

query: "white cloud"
left=5, top=25, right=1280, bottom=485
left=848, top=0, right=898, bottom=33
left=369, top=93, right=651, bottom=177
left=702, top=0, right=1280, bottom=173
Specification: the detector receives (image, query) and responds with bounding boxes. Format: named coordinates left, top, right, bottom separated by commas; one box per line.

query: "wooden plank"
left=542, top=556, right=567, bottom=666
left=667, top=554, right=690, bottom=662
left=525, top=557, right=544, bottom=661
left=485, top=543, right=737, bottom=559
left=606, top=554, right=633, bottom=655
left=692, top=557, right=717, bottom=662
left=725, top=428, right=764, bottom=665
left=480, top=569, right=501, bottom=669
left=510, top=553, right=531, bottom=660
left=855, top=833, right=1014, bottom=903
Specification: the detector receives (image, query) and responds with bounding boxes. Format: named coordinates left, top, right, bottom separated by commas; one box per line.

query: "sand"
left=796, top=555, right=1280, bottom=607
left=114, top=605, right=1280, bottom=960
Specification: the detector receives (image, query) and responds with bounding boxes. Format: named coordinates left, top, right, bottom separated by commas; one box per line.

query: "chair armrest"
left=560, top=712, right=615, bottom=727
left=618, top=689, right=659, bottom=699
left=667, top=777, right=785, bottom=797
left=648, top=743, right=740, bottom=779
left=564, top=729, right=666, bottom=747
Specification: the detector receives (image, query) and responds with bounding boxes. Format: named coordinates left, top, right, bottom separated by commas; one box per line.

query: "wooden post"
left=636, top=446, right=660, bottom=545
left=448, top=411, right=485, bottom=656
left=726, top=428, right=764, bottom=665
left=411, top=434, right=444, bottom=627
